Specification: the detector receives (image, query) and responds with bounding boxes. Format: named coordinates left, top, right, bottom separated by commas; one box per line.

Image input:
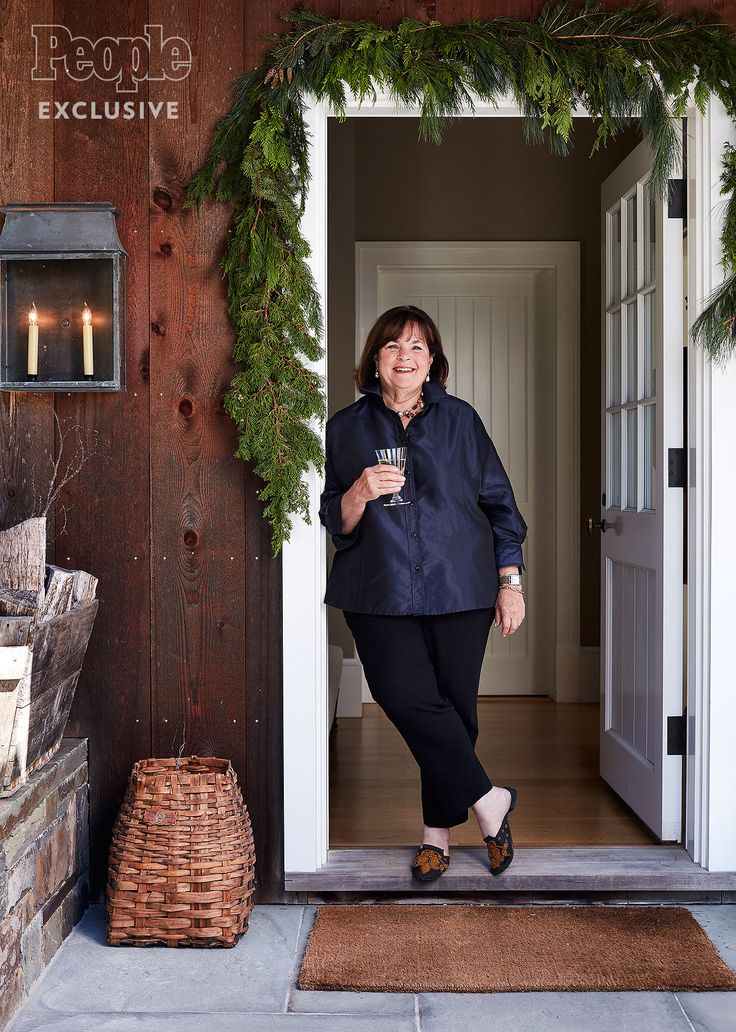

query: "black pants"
left=343, top=607, right=495, bottom=829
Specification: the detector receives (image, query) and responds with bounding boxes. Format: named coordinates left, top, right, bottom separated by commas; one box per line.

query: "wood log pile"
left=0, top=517, right=98, bottom=796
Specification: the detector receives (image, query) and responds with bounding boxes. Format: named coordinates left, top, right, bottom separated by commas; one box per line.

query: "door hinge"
left=668, top=178, right=686, bottom=219
left=667, top=713, right=687, bottom=756
left=668, top=447, right=687, bottom=487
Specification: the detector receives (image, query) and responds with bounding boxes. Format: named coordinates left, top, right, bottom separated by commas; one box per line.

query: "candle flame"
left=28, top=301, right=37, bottom=326
left=82, top=302, right=92, bottom=325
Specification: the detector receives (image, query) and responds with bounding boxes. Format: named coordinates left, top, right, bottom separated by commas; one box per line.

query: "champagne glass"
left=375, top=446, right=411, bottom=506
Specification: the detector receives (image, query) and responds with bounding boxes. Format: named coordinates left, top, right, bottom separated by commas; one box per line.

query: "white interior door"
left=366, top=257, right=554, bottom=696
left=600, top=136, right=685, bottom=842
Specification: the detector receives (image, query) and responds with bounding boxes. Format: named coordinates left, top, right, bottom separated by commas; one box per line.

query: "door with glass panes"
left=599, top=134, right=685, bottom=842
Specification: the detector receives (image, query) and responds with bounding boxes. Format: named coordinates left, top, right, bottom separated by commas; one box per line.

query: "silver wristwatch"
left=498, top=573, right=522, bottom=587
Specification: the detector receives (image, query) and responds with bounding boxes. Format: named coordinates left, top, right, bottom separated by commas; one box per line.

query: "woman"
left=319, top=305, right=527, bottom=880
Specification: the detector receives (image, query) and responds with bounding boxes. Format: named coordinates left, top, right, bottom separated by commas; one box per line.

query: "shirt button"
left=410, top=531, right=417, bottom=538
left=414, top=564, right=421, bottom=571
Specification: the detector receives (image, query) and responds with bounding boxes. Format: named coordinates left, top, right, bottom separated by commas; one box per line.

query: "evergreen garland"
left=185, top=0, right=736, bottom=556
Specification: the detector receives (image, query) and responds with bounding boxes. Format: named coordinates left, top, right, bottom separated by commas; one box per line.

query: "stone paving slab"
left=419, top=991, right=695, bottom=1031
left=8, top=1013, right=418, bottom=1031
left=686, top=905, right=736, bottom=969
left=10, top=905, right=304, bottom=1017
left=674, top=904, right=736, bottom=1032
left=676, top=992, right=736, bottom=1032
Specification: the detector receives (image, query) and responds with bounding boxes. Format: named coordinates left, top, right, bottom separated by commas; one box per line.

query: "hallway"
left=329, top=697, right=660, bottom=848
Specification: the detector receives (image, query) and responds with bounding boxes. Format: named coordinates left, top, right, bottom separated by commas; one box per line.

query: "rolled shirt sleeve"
left=473, top=411, right=528, bottom=573
left=318, top=424, right=362, bottom=551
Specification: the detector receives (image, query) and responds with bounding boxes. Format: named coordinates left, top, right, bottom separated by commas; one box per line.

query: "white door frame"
left=283, top=84, right=734, bottom=875
left=686, top=98, right=736, bottom=871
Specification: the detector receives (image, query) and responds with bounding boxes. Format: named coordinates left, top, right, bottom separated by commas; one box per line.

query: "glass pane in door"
left=626, top=407, right=637, bottom=509
left=626, top=192, right=637, bottom=296
left=643, top=178, right=655, bottom=286
left=608, top=410, right=621, bottom=507
left=643, top=289, right=655, bottom=398
left=626, top=300, right=637, bottom=403
left=610, top=207, right=621, bottom=304
left=609, top=309, right=621, bottom=406
left=643, top=402, right=656, bottom=510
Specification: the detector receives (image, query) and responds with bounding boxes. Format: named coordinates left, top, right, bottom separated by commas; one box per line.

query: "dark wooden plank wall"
left=0, top=0, right=732, bottom=904
left=146, top=1, right=247, bottom=859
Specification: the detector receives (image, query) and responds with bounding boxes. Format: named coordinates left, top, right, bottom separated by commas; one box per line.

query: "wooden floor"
left=329, top=697, right=661, bottom=848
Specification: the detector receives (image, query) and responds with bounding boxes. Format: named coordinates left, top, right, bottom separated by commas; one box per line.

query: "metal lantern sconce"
left=0, top=202, right=127, bottom=391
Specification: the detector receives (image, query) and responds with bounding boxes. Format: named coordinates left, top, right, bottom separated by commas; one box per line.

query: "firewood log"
left=39, top=566, right=75, bottom=622
left=71, top=569, right=98, bottom=606
left=0, top=518, right=46, bottom=610
left=0, top=588, right=38, bottom=617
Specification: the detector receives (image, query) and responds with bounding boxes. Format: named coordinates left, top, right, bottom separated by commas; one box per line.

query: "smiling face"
left=375, top=322, right=433, bottom=397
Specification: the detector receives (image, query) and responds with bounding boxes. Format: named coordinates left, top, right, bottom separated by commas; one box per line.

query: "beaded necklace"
left=394, top=391, right=425, bottom=421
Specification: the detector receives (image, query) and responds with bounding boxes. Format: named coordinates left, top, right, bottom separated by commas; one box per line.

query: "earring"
left=375, top=367, right=379, bottom=378
left=425, top=373, right=430, bottom=381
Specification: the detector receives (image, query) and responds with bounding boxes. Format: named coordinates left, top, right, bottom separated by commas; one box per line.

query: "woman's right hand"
left=352, top=463, right=406, bottom=503
left=340, top=464, right=406, bottom=535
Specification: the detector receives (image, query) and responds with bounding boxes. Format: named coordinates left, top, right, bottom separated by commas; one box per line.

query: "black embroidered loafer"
left=484, top=785, right=517, bottom=876
left=411, top=843, right=450, bottom=881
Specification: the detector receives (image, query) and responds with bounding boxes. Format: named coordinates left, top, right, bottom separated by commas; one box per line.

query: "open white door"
left=599, top=135, right=685, bottom=842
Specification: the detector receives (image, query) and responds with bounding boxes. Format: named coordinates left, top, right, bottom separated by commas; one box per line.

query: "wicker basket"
left=106, top=756, right=256, bottom=947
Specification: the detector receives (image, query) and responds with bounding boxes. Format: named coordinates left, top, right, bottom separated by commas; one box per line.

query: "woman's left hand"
left=494, top=587, right=525, bottom=637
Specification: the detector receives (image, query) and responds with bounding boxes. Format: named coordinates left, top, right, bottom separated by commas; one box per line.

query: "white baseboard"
left=342, top=649, right=600, bottom=709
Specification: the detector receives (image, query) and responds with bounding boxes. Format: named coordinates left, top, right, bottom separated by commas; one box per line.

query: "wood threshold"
left=285, top=846, right=736, bottom=892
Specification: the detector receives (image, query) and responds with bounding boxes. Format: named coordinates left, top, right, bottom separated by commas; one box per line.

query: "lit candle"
left=27, top=302, right=38, bottom=379
left=82, top=302, right=94, bottom=378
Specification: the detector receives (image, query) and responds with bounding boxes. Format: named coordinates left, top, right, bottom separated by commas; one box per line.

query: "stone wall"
left=0, top=739, right=89, bottom=1029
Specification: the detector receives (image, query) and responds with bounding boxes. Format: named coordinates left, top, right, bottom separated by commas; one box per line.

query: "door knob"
left=585, top=516, right=612, bottom=535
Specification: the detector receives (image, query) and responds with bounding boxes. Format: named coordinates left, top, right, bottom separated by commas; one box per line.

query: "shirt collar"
left=360, top=377, right=449, bottom=403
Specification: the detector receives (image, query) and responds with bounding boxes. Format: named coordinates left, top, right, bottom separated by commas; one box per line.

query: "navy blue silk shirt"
left=318, top=376, right=528, bottom=616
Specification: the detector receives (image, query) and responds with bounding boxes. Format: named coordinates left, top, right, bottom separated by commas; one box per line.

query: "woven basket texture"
left=106, top=756, right=256, bottom=947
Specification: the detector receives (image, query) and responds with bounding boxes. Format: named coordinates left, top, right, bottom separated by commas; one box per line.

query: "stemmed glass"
left=375, top=446, right=411, bottom=506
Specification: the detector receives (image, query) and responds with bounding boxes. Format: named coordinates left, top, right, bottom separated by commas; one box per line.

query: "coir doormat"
left=297, top=904, right=736, bottom=993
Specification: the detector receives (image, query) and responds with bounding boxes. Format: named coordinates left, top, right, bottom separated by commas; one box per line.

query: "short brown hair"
left=354, top=305, right=449, bottom=393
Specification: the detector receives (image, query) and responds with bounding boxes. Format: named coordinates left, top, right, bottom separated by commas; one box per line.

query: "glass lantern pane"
left=626, top=300, right=638, bottom=402
left=644, top=402, right=656, bottom=510
left=609, top=309, right=621, bottom=406
left=643, top=289, right=655, bottom=398
left=610, top=207, right=621, bottom=305
left=608, top=410, right=621, bottom=507
left=643, top=178, right=655, bottom=286
left=626, top=407, right=637, bottom=509
left=3, top=258, right=115, bottom=385
left=626, top=192, right=637, bottom=296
